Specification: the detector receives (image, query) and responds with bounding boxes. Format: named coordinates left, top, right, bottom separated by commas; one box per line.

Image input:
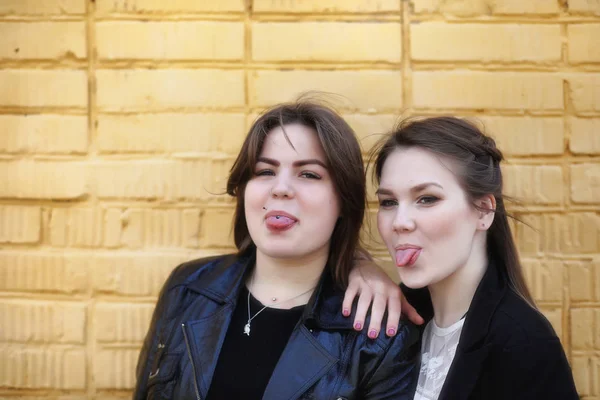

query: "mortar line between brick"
left=85, top=0, right=98, bottom=396
left=401, top=0, right=412, bottom=115
left=244, top=0, right=252, bottom=120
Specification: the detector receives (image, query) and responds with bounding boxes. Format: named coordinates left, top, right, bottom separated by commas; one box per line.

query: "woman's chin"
left=397, top=271, right=430, bottom=290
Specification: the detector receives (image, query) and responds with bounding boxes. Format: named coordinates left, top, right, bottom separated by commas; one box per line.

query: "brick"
left=0, top=251, right=88, bottom=293
left=411, top=23, right=561, bottom=62
left=0, top=70, right=87, bottom=108
left=253, top=0, right=401, bottom=13
left=571, top=308, right=600, bottom=349
left=95, top=0, right=245, bottom=14
left=97, top=113, right=245, bottom=155
left=568, top=74, right=600, bottom=113
left=568, top=259, right=600, bottom=302
left=119, top=208, right=202, bottom=249
left=0, top=345, right=86, bottom=389
left=183, top=209, right=202, bottom=248
left=569, top=0, right=600, bottom=15
left=361, top=209, right=387, bottom=252
left=49, top=208, right=103, bottom=248
left=92, top=253, right=195, bottom=296
left=94, top=349, right=139, bottom=389
left=200, top=208, right=235, bottom=248
left=0, top=300, right=85, bottom=344
left=540, top=307, right=562, bottom=340
left=0, top=0, right=85, bottom=15
left=492, top=0, right=561, bottom=14
left=522, top=259, right=563, bottom=302
left=96, top=69, right=245, bottom=111
left=571, top=164, right=600, bottom=204
left=0, top=22, right=85, bottom=60
left=572, top=356, right=593, bottom=396
left=173, top=159, right=234, bottom=202
left=93, top=160, right=173, bottom=200
left=97, top=22, right=244, bottom=61
left=104, top=208, right=122, bottom=248
left=95, top=303, right=154, bottom=343
left=0, top=206, right=41, bottom=243
left=343, top=114, right=398, bottom=153
left=413, top=71, right=563, bottom=110
left=411, top=0, right=560, bottom=15
left=477, top=117, right=564, bottom=156
left=251, top=71, right=403, bottom=111
left=518, top=213, right=600, bottom=255
left=569, top=24, right=600, bottom=63
left=570, top=118, right=600, bottom=154
left=252, top=22, right=401, bottom=63
left=0, top=115, right=87, bottom=154
left=93, top=159, right=233, bottom=202
left=515, top=214, right=540, bottom=256
left=0, top=161, right=87, bottom=200
left=502, top=165, right=564, bottom=205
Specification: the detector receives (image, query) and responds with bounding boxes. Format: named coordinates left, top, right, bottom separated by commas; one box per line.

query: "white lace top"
left=413, top=318, right=465, bottom=400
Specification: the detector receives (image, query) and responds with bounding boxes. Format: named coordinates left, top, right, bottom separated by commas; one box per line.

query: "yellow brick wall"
left=0, top=0, right=599, bottom=398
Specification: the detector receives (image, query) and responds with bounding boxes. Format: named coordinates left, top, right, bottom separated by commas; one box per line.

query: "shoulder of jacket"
left=372, top=320, right=421, bottom=353
left=487, top=289, right=560, bottom=350
left=164, top=253, right=237, bottom=291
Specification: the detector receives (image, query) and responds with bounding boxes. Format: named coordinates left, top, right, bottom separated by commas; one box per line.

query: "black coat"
left=403, top=260, right=579, bottom=399
left=133, top=253, right=421, bottom=400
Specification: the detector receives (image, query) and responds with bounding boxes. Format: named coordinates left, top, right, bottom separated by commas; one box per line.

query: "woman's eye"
left=417, top=196, right=439, bottom=205
left=255, top=169, right=275, bottom=177
left=379, top=199, right=397, bottom=208
left=300, top=171, right=321, bottom=179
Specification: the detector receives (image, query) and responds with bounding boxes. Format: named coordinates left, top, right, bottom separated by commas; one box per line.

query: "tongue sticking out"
left=395, top=248, right=421, bottom=267
left=266, top=215, right=296, bottom=229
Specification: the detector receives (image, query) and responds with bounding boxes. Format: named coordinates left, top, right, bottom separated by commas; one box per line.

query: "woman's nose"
left=392, top=208, right=416, bottom=232
left=270, top=174, right=294, bottom=198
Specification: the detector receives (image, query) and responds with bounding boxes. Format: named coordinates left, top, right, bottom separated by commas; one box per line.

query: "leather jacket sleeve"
left=363, top=322, right=421, bottom=399
left=132, top=265, right=181, bottom=400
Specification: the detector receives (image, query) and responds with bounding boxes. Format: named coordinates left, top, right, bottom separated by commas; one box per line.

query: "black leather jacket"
left=134, top=254, right=420, bottom=400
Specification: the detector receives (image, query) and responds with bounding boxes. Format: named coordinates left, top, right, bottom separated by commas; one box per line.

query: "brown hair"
left=372, top=116, right=536, bottom=308
left=227, top=100, right=366, bottom=287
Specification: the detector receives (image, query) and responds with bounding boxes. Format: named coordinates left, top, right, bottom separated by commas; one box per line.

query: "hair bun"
left=482, top=135, right=503, bottom=163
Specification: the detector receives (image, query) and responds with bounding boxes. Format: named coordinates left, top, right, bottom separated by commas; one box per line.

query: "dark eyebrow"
left=376, top=182, right=443, bottom=196
left=257, top=157, right=328, bottom=169
left=375, top=188, right=394, bottom=196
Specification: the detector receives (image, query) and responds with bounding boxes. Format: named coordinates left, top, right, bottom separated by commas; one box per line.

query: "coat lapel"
left=182, top=254, right=251, bottom=398
left=262, top=325, right=338, bottom=400
left=438, top=344, right=491, bottom=400
left=184, top=308, right=234, bottom=399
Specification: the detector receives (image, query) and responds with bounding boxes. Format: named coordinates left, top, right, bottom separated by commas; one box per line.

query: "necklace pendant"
left=243, top=323, right=251, bottom=336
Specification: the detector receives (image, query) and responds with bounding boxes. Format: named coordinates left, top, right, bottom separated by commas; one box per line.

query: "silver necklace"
left=244, top=275, right=315, bottom=337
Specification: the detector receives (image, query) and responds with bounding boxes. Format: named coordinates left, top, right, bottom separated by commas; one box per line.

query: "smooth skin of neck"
left=249, top=247, right=326, bottom=309
left=428, top=233, right=488, bottom=328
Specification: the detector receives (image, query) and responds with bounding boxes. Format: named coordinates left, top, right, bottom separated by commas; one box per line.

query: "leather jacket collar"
left=185, top=252, right=356, bottom=331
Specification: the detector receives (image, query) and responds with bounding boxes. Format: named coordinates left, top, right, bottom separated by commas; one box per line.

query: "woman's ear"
left=476, top=194, right=496, bottom=231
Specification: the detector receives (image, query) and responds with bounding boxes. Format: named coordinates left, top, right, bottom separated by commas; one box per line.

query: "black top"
left=402, top=259, right=579, bottom=399
left=206, top=285, right=305, bottom=400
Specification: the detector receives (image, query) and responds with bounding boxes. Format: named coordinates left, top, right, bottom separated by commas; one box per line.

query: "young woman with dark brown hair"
left=345, top=116, right=579, bottom=399
left=133, top=101, right=420, bottom=400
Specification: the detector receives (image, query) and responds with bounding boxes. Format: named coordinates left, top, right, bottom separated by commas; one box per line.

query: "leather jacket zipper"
left=181, top=323, right=201, bottom=400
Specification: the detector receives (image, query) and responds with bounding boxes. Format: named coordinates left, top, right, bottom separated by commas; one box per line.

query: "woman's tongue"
left=266, top=215, right=295, bottom=229
left=395, top=248, right=420, bottom=267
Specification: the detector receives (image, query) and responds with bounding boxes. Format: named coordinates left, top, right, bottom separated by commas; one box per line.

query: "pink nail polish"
left=369, top=329, right=378, bottom=339
left=354, top=322, right=362, bottom=330
left=387, top=328, right=396, bottom=336
left=343, top=308, right=350, bottom=316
